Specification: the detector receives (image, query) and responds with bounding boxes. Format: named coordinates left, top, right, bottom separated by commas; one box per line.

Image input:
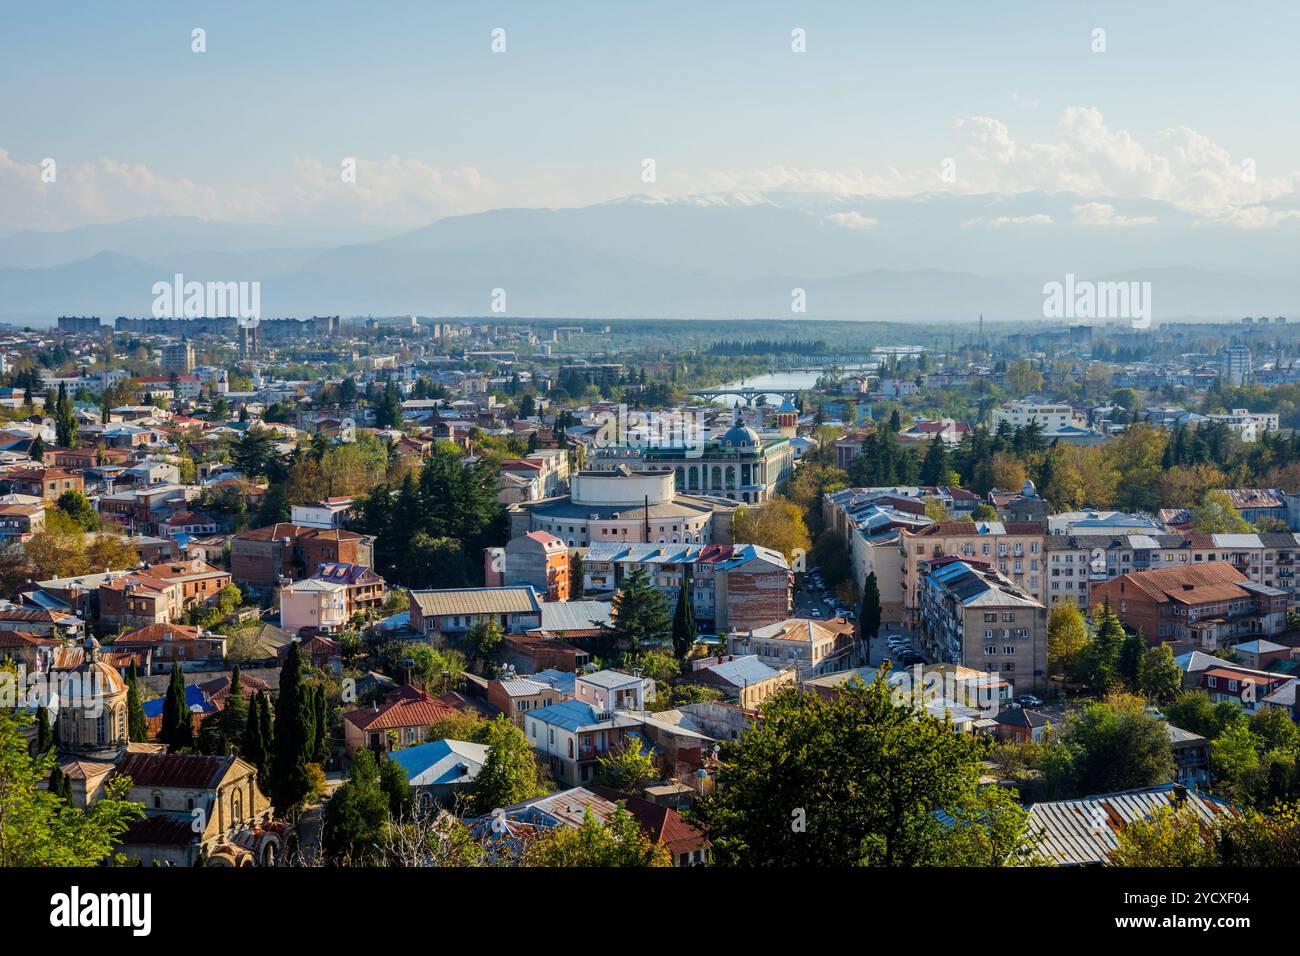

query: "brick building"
left=230, top=523, right=374, bottom=591
left=1092, top=562, right=1287, bottom=651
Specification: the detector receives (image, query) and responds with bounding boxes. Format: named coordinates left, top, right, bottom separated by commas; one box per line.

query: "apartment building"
left=581, top=541, right=791, bottom=633
left=725, top=616, right=857, bottom=679
left=901, top=521, right=1046, bottom=616
left=1093, top=562, right=1287, bottom=651
left=917, top=558, right=1048, bottom=694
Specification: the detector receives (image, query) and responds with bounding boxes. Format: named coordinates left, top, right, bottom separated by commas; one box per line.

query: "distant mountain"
left=3, top=193, right=1300, bottom=322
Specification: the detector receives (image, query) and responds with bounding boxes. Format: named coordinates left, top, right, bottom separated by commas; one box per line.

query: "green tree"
left=1063, top=694, right=1175, bottom=795
left=1138, top=644, right=1183, bottom=706
left=595, top=734, right=659, bottom=793
left=55, top=490, right=98, bottom=531
left=524, top=806, right=671, bottom=867
left=465, top=618, right=504, bottom=663
left=696, top=670, right=1031, bottom=865
left=1080, top=598, right=1125, bottom=691
left=125, top=660, right=149, bottom=742
left=670, top=583, right=697, bottom=662
left=241, top=691, right=270, bottom=780
left=1190, top=489, right=1252, bottom=533
left=1047, top=602, right=1090, bottom=681
left=322, top=749, right=389, bottom=863
left=270, top=643, right=313, bottom=815
left=378, top=756, right=411, bottom=819
left=0, top=711, right=143, bottom=866
left=1118, top=630, right=1147, bottom=691
left=604, top=566, right=671, bottom=653
left=858, top=571, right=882, bottom=644
left=159, top=662, right=193, bottom=752
left=1166, top=691, right=1245, bottom=740
left=471, top=716, right=547, bottom=815
left=1111, top=805, right=1221, bottom=866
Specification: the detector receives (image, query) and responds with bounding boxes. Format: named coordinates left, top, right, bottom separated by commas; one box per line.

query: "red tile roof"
left=343, top=685, right=465, bottom=732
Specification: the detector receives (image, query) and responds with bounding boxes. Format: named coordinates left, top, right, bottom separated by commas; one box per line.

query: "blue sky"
left=3, top=1, right=1298, bottom=234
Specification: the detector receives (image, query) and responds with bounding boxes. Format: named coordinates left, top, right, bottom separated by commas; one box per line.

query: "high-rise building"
left=161, top=342, right=195, bottom=374
left=1221, top=345, right=1253, bottom=387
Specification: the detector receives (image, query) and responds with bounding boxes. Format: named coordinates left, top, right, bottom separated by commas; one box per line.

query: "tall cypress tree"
left=671, top=582, right=697, bottom=662
left=859, top=572, right=882, bottom=645
left=313, top=684, right=329, bottom=765
left=35, top=705, right=52, bottom=754
left=221, top=665, right=248, bottom=746
left=270, top=643, right=313, bottom=814
left=241, top=691, right=269, bottom=779
left=160, top=662, right=192, bottom=752
left=125, top=660, right=149, bottom=742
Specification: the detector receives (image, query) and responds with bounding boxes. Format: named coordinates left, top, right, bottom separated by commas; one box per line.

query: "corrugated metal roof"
left=1025, top=785, right=1237, bottom=866
left=410, top=586, right=541, bottom=617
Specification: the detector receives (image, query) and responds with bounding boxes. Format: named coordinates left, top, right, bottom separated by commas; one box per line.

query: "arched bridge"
left=686, top=387, right=799, bottom=406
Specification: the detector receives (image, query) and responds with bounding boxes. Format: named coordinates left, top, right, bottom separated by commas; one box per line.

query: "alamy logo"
left=1042, top=272, right=1151, bottom=329
left=50, top=886, right=151, bottom=936
left=151, top=273, right=261, bottom=328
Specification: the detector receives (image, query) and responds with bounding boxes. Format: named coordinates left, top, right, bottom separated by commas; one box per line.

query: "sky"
left=3, top=0, right=1299, bottom=237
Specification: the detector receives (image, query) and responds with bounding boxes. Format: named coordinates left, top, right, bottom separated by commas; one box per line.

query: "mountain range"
left=2, top=191, right=1299, bottom=325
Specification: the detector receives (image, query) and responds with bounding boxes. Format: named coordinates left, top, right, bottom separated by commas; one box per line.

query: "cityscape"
left=2, top=0, right=1293, bottom=935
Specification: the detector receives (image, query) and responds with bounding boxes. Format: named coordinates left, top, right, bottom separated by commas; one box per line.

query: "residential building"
left=342, top=685, right=468, bottom=756
left=726, top=616, right=857, bottom=679
left=524, top=699, right=644, bottom=787
left=1092, top=562, right=1287, bottom=650
left=230, top=523, right=374, bottom=590
left=408, top=586, right=543, bottom=642
left=901, top=521, right=1046, bottom=614
left=581, top=541, right=792, bottom=632
left=917, top=558, right=1048, bottom=694
left=279, top=578, right=349, bottom=633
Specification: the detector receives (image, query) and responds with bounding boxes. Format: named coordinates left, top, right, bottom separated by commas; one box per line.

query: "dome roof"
left=70, top=637, right=127, bottom=698
left=721, top=423, right=761, bottom=448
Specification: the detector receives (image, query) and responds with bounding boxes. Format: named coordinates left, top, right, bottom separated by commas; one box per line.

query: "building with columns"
left=586, top=414, right=796, bottom=505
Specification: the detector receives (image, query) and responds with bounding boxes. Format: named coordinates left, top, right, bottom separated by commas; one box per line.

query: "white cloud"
left=960, top=214, right=1053, bottom=228
left=1011, top=93, right=1040, bottom=110
left=822, top=211, right=879, bottom=230
left=680, top=107, right=1300, bottom=228
left=0, top=148, right=494, bottom=233
left=1071, top=202, right=1157, bottom=227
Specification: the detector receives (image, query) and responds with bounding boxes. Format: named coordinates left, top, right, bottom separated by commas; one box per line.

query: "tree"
left=241, top=691, right=270, bottom=780
left=1118, top=630, right=1147, bottom=691
left=270, top=643, right=314, bottom=815
left=220, top=665, right=249, bottom=751
left=159, top=662, right=193, bottom=752
left=1005, top=359, right=1043, bottom=398
left=322, top=749, right=389, bottom=864
left=125, top=660, right=149, bottom=742
left=1138, top=644, right=1183, bottom=706
left=1080, top=598, right=1125, bottom=691
left=670, top=583, right=697, bottom=662
left=55, top=490, right=98, bottom=531
left=54, top=381, right=78, bottom=449
left=471, top=716, right=547, bottom=814
left=465, top=618, right=504, bottom=662
left=605, top=567, right=671, bottom=653
left=858, top=571, right=882, bottom=643
left=1063, top=694, right=1174, bottom=795
left=729, top=496, right=811, bottom=563
left=695, top=670, right=1031, bottom=866
left=1166, top=691, right=1244, bottom=740
left=34, top=705, right=53, bottom=754
left=595, top=734, right=659, bottom=793
left=378, top=756, right=411, bottom=819
left=29, top=435, right=43, bottom=462
left=0, top=711, right=142, bottom=866
left=524, top=806, right=671, bottom=867
left=1047, top=602, right=1090, bottom=681
left=312, top=683, right=330, bottom=765
left=1111, top=805, right=1220, bottom=866
left=1190, top=489, right=1252, bottom=533
left=1211, top=720, right=1265, bottom=804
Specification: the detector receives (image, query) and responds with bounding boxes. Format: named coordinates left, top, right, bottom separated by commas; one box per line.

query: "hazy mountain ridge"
left=3, top=192, right=1299, bottom=322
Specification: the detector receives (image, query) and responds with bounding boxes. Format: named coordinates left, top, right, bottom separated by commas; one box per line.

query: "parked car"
left=1014, top=694, right=1045, bottom=708
left=900, top=652, right=926, bottom=666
